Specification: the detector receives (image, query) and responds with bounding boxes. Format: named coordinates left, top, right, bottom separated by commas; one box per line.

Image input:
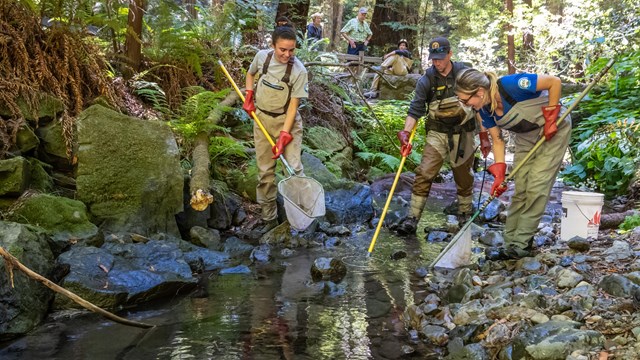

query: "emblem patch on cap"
left=431, top=42, right=440, bottom=49
left=518, top=77, right=531, bottom=89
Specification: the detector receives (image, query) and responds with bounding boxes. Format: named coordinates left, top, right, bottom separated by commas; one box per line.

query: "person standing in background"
left=340, top=7, right=372, bottom=55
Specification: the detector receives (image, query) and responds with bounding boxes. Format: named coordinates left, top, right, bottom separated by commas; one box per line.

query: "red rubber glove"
left=479, top=131, right=491, bottom=158
left=487, top=162, right=507, bottom=197
left=272, top=131, right=293, bottom=159
left=243, top=89, right=256, bottom=116
left=541, top=105, right=561, bottom=141
left=397, top=130, right=412, bottom=157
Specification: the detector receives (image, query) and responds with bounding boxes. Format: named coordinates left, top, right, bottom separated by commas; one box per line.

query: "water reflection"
left=1, top=214, right=451, bottom=359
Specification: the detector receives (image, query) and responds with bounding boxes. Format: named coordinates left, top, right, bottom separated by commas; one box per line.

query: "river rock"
left=603, top=240, right=632, bottom=261
left=310, top=257, right=347, bottom=283
left=567, top=236, right=590, bottom=252
left=445, top=338, right=489, bottom=360
left=479, top=230, right=504, bottom=247
left=54, top=240, right=204, bottom=309
left=76, top=105, right=183, bottom=237
left=189, top=226, right=221, bottom=251
left=324, top=183, right=373, bottom=225
left=556, top=269, right=584, bottom=289
left=6, top=193, right=99, bottom=253
left=599, top=274, right=638, bottom=297
left=0, top=221, right=54, bottom=340
left=503, top=320, right=604, bottom=360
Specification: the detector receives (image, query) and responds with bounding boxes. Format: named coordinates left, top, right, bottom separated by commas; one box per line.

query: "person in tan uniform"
left=243, top=18, right=309, bottom=234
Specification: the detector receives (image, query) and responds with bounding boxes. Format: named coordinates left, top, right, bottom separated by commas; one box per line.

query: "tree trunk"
left=505, top=0, right=515, bottom=74
left=185, top=0, right=197, bottom=18
left=522, top=0, right=534, bottom=53
left=329, top=0, right=344, bottom=51
left=276, top=0, right=310, bottom=34
left=189, top=91, right=239, bottom=211
left=370, top=0, right=417, bottom=54
left=125, top=0, right=144, bottom=73
left=600, top=210, right=638, bottom=230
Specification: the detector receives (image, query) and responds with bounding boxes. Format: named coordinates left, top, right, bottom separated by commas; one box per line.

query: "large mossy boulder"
left=75, top=105, right=183, bottom=236
left=0, top=221, right=54, bottom=341
left=379, top=74, right=421, bottom=100
left=305, top=126, right=353, bottom=178
left=6, top=193, right=99, bottom=253
left=0, top=157, right=30, bottom=196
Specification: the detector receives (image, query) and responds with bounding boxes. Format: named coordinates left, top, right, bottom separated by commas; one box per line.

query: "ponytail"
left=455, top=68, right=500, bottom=114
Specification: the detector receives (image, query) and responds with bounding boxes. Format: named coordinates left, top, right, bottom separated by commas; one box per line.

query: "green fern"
left=209, top=136, right=249, bottom=168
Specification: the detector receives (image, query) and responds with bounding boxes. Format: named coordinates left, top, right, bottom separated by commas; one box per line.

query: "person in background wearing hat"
left=454, top=68, right=569, bottom=260
left=366, top=39, right=413, bottom=98
left=340, top=7, right=373, bottom=55
left=395, top=37, right=487, bottom=235
left=306, top=13, right=323, bottom=42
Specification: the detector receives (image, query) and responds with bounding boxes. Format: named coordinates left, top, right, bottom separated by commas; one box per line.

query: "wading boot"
left=254, top=218, right=278, bottom=235
left=396, top=195, right=427, bottom=235
left=396, top=216, right=418, bottom=235
left=485, top=238, right=535, bottom=261
left=457, top=195, right=473, bottom=223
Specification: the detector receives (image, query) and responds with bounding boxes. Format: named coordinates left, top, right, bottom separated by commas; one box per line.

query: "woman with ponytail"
left=455, top=68, right=570, bottom=260
left=242, top=17, right=309, bottom=234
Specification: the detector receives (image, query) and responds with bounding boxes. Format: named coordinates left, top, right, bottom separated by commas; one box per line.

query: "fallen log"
left=0, top=246, right=154, bottom=329
left=600, top=209, right=638, bottom=230
left=189, top=91, right=239, bottom=211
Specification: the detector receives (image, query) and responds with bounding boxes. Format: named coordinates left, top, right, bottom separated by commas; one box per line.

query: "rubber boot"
left=397, top=195, right=427, bottom=235
left=254, top=218, right=278, bottom=235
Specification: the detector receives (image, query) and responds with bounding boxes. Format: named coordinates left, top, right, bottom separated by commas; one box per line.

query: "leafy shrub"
left=619, top=214, right=640, bottom=231
left=561, top=52, right=640, bottom=196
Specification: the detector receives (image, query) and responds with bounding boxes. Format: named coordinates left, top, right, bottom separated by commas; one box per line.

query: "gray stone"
left=420, top=324, right=449, bottom=346
left=556, top=269, right=584, bottom=289
left=567, top=236, right=590, bottom=252
left=189, top=226, right=221, bottom=251
left=603, top=240, right=632, bottom=261
left=599, top=274, right=638, bottom=297
left=0, top=221, right=54, bottom=340
left=479, top=230, right=504, bottom=247
left=76, top=105, right=183, bottom=236
left=505, top=321, right=604, bottom=360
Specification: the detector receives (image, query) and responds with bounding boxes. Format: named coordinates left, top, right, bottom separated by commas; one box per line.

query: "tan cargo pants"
left=412, top=129, right=475, bottom=212
left=254, top=110, right=304, bottom=221
left=503, top=117, right=571, bottom=249
left=371, top=54, right=412, bottom=90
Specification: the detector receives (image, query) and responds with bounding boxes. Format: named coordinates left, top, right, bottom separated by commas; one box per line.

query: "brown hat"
left=428, top=37, right=451, bottom=60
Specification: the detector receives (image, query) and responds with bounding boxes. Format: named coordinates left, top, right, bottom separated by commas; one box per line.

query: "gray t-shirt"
left=249, top=49, right=309, bottom=99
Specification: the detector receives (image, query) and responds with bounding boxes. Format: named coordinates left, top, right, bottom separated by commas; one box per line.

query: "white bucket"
left=560, top=191, right=604, bottom=241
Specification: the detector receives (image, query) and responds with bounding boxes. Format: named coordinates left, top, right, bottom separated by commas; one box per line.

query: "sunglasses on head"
left=429, top=47, right=449, bottom=54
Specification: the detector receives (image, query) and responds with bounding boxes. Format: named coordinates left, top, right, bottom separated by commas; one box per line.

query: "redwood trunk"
left=276, top=0, right=310, bottom=34
left=125, top=0, right=144, bottom=73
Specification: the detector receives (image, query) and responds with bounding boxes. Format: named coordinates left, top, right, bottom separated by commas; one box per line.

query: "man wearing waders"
left=396, top=37, right=488, bottom=235
left=243, top=18, right=309, bottom=234
left=454, top=68, right=570, bottom=260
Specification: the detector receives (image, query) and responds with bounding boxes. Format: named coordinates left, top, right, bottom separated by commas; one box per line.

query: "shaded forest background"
left=0, top=0, right=638, bottom=197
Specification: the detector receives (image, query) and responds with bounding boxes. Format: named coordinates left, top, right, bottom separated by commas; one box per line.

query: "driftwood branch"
left=0, top=246, right=154, bottom=329
left=189, top=91, right=239, bottom=211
